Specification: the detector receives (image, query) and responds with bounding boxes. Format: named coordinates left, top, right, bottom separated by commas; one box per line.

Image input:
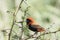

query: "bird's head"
left=26, top=17, right=35, bottom=25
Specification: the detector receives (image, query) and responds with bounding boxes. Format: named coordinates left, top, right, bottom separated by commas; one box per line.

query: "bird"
left=26, top=17, right=45, bottom=33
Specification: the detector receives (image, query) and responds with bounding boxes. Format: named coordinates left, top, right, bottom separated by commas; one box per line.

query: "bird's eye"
left=26, top=19, right=32, bottom=23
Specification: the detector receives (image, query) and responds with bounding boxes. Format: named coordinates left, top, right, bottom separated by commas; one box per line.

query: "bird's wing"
left=31, top=25, right=42, bottom=28
left=31, top=25, right=45, bottom=32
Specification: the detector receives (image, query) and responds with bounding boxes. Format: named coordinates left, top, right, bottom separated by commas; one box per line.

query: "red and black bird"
left=26, top=17, right=45, bottom=33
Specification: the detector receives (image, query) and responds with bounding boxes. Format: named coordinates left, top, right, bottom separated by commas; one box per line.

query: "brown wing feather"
left=31, top=25, right=42, bottom=28
left=31, top=25, right=45, bottom=32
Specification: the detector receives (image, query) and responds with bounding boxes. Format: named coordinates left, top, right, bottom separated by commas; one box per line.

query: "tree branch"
left=19, top=6, right=30, bottom=40
left=25, top=29, right=60, bottom=40
left=8, top=13, right=15, bottom=40
left=8, top=0, right=24, bottom=40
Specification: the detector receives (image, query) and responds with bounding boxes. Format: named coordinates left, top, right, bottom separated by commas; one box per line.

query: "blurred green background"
left=0, top=0, right=60, bottom=40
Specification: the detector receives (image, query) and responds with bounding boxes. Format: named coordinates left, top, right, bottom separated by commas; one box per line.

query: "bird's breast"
left=29, top=25, right=37, bottom=32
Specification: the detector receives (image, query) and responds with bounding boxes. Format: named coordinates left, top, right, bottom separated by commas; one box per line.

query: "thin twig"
left=15, top=0, right=24, bottom=15
left=8, top=0, right=24, bottom=40
left=35, top=29, right=60, bottom=40
left=19, top=6, right=30, bottom=40
left=25, top=29, right=60, bottom=40
left=8, top=13, right=15, bottom=40
left=15, top=24, right=22, bottom=28
left=40, top=29, right=60, bottom=36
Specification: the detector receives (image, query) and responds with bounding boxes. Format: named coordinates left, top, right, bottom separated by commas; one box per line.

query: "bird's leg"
left=34, top=32, right=37, bottom=35
left=31, top=32, right=37, bottom=37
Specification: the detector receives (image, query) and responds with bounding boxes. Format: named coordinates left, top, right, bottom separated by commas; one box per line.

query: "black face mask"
left=26, top=19, right=32, bottom=24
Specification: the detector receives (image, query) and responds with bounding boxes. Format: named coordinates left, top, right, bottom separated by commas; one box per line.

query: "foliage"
left=0, top=0, right=60, bottom=40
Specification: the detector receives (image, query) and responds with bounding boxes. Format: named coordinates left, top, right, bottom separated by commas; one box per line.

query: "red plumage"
left=26, top=17, right=45, bottom=32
